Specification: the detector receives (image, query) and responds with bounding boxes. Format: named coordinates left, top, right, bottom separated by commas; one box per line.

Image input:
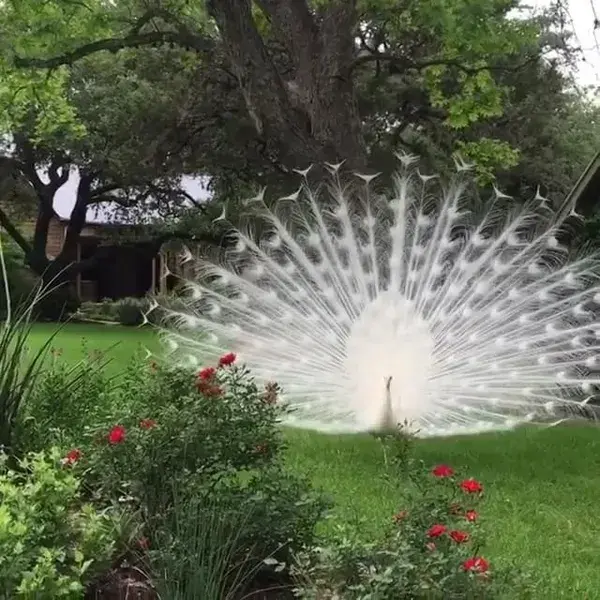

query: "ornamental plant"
left=20, top=344, right=113, bottom=453
left=0, top=275, right=67, bottom=459
left=292, top=452, right=536, bottom=599
left=0, top=448, right=120, bottom=599
left=77, top=354, right=290, bottom=513
left=69, top=353, right=329, bottom=579
left=148, top=481, right=263, bottom=600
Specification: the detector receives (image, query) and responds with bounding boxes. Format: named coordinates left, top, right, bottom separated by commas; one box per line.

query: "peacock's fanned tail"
left=155, top=154, right=600, bottom=437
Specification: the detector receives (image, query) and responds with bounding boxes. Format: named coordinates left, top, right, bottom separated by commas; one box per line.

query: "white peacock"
left=155, top=154, right=600, bottom=437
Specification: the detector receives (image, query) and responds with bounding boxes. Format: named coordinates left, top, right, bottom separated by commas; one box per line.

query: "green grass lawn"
left=27, top=323, right=600, bottom=598
left=27, top=322, right=161, bottom=375
left=286, top=427, right=600, bottom=598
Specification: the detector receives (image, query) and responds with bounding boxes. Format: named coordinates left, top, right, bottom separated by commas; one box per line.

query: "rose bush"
left=63, top=353, right=329, bottom=591
left=18, top=345, right=538, bottom=598
left=20, top=345, right=115, bottom=454
left=292, top=455, right=536, bottom=599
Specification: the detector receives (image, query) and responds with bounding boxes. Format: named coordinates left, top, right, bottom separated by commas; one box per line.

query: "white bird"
left=158, top=156, right=600, bottom=437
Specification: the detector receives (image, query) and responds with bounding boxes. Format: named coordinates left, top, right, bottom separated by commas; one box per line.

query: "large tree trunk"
left=206, top=0, right=369, bottom=172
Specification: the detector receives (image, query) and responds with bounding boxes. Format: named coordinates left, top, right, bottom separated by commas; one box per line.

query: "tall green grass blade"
left=151, top=489, right=264, bottom=600
left=0, top=233, right=79, bottom=455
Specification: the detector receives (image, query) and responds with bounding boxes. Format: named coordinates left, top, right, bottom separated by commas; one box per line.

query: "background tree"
left=0, top=46, right=225, bottom=292
left=0, top=1, right=566, bottom=175
left=0, top=0, right=598, bottom=266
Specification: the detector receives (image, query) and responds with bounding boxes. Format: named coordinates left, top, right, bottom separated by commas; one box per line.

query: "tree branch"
left=153, top=228, right=230, bottom=250
left=144, top=182, right=208, bottom=211
left=61, top=172, right=94, bottom=260
left=7, top=140, right=61, bottom=258
left=13, top=30, right=214, bottom=70
left=0, top=160, right=34, bottom=256
left=352, top=52, right=539, bottom=75
left=177, top=188, right=207, bottom=210
left=12, top=134, right=46, bottom=196
left=87, top=194, right=129, bottom=206
left=0, top=207, right=32, bottom=256
left=47, top=156, right=70, bottom=189
left=89, top=182, right=123, bottom=198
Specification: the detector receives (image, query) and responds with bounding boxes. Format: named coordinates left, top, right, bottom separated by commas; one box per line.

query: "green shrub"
left=75, top=301, right=95, bottom=319
left=76, top=294, right=187, bottom=326
left=22, top=349, right=328, bottom=593
left=21, top=350, right=115, bottom=453
left=21, top=348, right=168, bottom=454
left=75, top=300, right=121, bottom=322
left=0, top=448, right=119, bottom=599
left=98, top=299, right=118, bottom=319
left=114, top=298, right=144, bottom=326
left=292, top=455, right=537, bottom=599
left=68, top=357, right=329, bottom=579
left=115, top=297, right=147, bottom=326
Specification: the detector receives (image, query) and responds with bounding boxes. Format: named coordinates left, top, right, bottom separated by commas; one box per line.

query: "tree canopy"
left=0, top=42, right=218, bottom=284
left=0, top=1, right=563, bottom=171
left=0, top=0, right=597, bottom=300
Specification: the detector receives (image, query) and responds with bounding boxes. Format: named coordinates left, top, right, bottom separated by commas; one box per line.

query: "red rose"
left=63, top=448, right=81, bottom=465
left=460, top=478, right=483, bottom=494
left=218, top=352, right=236, bottom=367
left=449, top=530, right=470, bottom=543
left=393, top=510, right=408, bottom=523
left=463, top=557, right=489, bottom=573
left=198, top=367, right=216, bottom=381
left=108, top=425, right=126, bottom=445
left=465, top=510, right=478, bottom=522
left=432, top=464, right=454, bottom=477
left=140, top=418, right=157, bottom=430
left=427, top=524, right=447, bottom=538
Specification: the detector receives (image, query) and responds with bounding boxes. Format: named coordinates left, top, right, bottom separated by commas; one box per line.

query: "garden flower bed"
left=3, top=322, right=599, bottom=598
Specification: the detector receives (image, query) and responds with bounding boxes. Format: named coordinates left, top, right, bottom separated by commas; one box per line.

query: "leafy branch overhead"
left=0, top=41, right=227, bottom=281
left=2, top=0, right=552, bottom=174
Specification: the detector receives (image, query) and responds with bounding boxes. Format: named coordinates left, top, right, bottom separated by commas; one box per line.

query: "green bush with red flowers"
left=17, top=346, right=537, bottom=598
left=291, top=440, right=537, bottom=599
left=57, top=352, right=329, bottom=582
left=76, top=356, right=297, bottom=506
left=20, top=344, right=122, bottom=454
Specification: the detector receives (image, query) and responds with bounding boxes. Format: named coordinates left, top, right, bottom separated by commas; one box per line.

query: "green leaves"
left=455, top=138, right=521, bottom=185
left=1, top=0, right=540, bottom=144
left=0, top=447, right=117, bottom=598
left=0, top=0, right=115, bottom=139
left=0, top=0, right=585, bottom=207
left=0, top=0, right=218, bottom=139
left=355, top=0, right=539, bottom=122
